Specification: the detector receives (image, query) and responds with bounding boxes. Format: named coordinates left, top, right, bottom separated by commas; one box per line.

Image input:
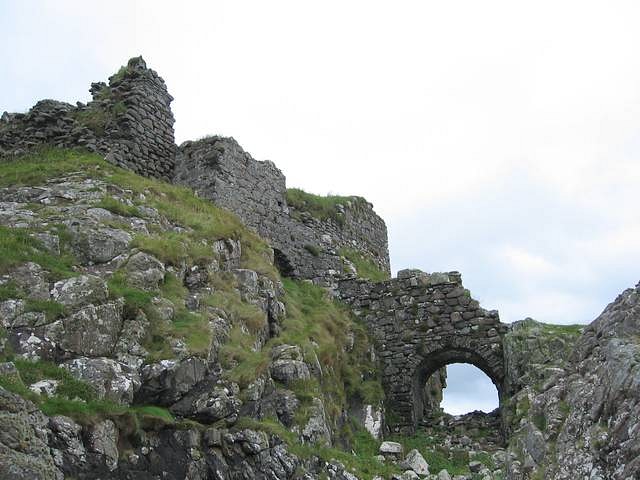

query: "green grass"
left=94, top=196, right=142, bottom=217
left=0, top=148, right=278, bottom=279
left=139, top=273, right=215, bottom=361
left=286, top=188, right=367, bottom=223
left=221, top=278, right=384, bottom=436
left=107, top=271, right=154, bottom=317
left=132, top=232, right=212, bottom=266
left=73, top=108, right=109, bottom=135
left=23, top=298, right=66, bottom=321
left=0, top=225, right=76, bottom=279
left=304, top=244, right=321, bottom=257
left=0, top=282, right=65, bottom=321
left=339, top=248, right=389, bottom=282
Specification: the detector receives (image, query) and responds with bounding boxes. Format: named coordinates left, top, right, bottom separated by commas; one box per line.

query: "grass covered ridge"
left=286, top=187, right=368, bottom=223
left=221, top=278, right=384, bottom=434
left=0, top=148, right=277, bottom=279
left=339, top=247, right=389, bottom=282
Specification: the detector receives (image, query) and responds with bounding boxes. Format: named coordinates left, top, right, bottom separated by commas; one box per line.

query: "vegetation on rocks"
left=286, top=187, right=367, bottom=223
left=339, top=247, right=390, bottom=282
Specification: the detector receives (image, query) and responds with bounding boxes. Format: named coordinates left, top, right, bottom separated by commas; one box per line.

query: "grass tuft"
left=339, top=248, right=389, bottom=282
left=286, top=188, right=367, bottom=224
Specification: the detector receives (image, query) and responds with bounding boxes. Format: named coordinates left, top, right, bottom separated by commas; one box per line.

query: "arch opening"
left=412, top=347, right=504, bottom=426
left=412, top=349, right=505, bottom=448
left=440, top=363, right=499, bottom=415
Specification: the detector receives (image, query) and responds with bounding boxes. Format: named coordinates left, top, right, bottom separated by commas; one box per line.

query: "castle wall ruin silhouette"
left=1, top=56, right=510, bottom=433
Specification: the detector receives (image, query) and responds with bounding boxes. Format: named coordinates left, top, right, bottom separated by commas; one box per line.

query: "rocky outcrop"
left=503, top=285, right=640, bottom=479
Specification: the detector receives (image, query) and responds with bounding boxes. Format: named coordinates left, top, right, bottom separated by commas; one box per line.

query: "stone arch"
left=412, top=347, right=504, bottom=425
left=337, top=269, right=511, bottom=433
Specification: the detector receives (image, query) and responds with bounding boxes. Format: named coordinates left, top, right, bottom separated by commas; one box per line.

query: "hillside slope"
left=0, top=149, right=389, bottom=479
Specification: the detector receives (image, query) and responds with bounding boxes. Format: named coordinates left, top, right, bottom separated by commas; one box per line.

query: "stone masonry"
left=0, top=56, right=176, bottom=180
left=338, top=269, right=510, bottom=433
left=174, top=136, right=390, bottom=285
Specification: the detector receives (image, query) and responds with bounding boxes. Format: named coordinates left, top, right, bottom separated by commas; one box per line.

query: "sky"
left=2, top=0, right=639, bottom=414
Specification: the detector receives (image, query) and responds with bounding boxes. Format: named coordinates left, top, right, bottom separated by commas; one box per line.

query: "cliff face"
left=502, top=288, right=640, bottom=479
left=1, top=57, right=639, bottom=480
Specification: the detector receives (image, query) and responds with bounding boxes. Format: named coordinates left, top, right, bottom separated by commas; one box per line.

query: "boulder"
left=54, top=301, right=123, bottom=356
left=269, top=344, right=310, bottom=384
left=437, top=469, right=452, bottom=480
left=301, top=398, right=331, bottom=445
left=123, top=251, right=165, bottom=291
left=257, top=388, right=300, bottom=427
left=51, top=275, right=108, bottom=310
left=13, top=262, right=49, bottom=300
left=86, top=419, right=119, bottom=471
left=29, top=379, right=59, bottom=396
left=49, top=415, right=86, bottom=469
left=68, top=225, right=132, bottom=264
left=0, top=386, right=62, bottom=480
left=62, top=357, right=139, bottom=404
left=138, top=357, right=208, bottom=405
left=379, top=441, right=403, bottom=459
left=171, top=379, right=241, bottom=424
left=400, top=448, right=429, bottom=475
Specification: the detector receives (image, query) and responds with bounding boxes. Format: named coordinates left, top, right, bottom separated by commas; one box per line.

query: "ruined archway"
left=413, top=348, right=504, bottom=426
left=337, top=269, right=510, bottom=433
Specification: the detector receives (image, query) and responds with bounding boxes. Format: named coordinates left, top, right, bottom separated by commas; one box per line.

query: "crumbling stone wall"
left=0, top=57, right=175, bottom=180
left=174, top=136, right=390, bottom=285
left=337, top=269, right=510, bottom=433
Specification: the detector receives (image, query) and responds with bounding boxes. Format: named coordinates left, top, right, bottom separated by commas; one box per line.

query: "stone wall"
left=337, top=269, right=510, bottom=433
left=0, top=56, right=176, bottom=180
left=174, top=136, right=390, bottom=285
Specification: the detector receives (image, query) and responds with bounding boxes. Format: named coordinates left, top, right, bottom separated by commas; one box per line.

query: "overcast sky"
left=2, top=0, right=639, bottom=414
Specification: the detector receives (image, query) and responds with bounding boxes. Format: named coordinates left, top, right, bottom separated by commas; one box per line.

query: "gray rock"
left=400, top=448, right=429, bottom=475
left=49, top=415, right=86, bottom=469
left=437, top=469, right=452, bottom=480
left=0, top=386, right=62, bottom=480
left=51, top=274, right=108, bottom=310
left=258, top=388, right=300, bottom=427
left=138, top=357, right=208, bottom=405
left=53, top=301, right=123, bottom=356
left=270, top=344, right=310, bottom=384
left=469, top=461, right=482, bottom=473
left=301, top=397, right=331, bottom=445
left=29, top=379, right=59, bottom=396
left=124, top=251, right=165, bottom=291
left=379, top=440, right=404, bottom=458
left=86, top=419, right=119, bottom=471
left=69, top=225, right=132, bottom=264
left=62, top=357, right=139, bottom=404
left=13, top=262, right=49, bottom=300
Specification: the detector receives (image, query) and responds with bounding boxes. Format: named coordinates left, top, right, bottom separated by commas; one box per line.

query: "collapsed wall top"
left=0, top=56, right=176, bottom=180
left=174, top=136, right=390, bottom=286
